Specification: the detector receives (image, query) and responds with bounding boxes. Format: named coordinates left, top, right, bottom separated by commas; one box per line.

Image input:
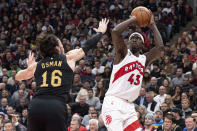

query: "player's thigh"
left=123, top=110, right=142, bottom=131
left=102, top=110, right=124, bottom=131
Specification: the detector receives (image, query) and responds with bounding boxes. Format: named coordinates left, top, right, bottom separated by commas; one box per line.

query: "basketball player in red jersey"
left=101, top=15, right=164, bottom=131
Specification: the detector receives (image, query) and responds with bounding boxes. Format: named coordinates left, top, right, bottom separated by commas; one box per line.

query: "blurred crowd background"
left=0, top=0, right=197, bottom=131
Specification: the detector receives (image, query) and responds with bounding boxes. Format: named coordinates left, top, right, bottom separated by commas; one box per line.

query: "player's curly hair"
left=36, top=32, right=59, bottom=58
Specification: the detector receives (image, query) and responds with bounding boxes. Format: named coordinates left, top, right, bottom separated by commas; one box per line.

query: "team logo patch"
left=106, top=115, right=112, bottom=125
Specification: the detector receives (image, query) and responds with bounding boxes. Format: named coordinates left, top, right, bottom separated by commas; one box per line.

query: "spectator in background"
left=81, top=66, right=95, bottom=87
left=75, top=81, right=90, bottom=102
left=88, top=119, right=99, bottom=131
left=142, top=113, right=156, bottom=131
left=70, top=74, right=83, bottom=101
left=154, top=86, right=167, bottom=107
left=150, top=62, right=161, bottom=78
left=102, top=52, right=113, bottom=69
left=170, top=48, right=182, bottom=66
left=189, top=47, right=197, bottom=64
left=160, top=102, right=170, bottom=117
left=21, top=108, right=28, bottom=127
left=162, top=56, right=174, bottom=76
left=180, top=54, right=193, bottom=74
left=91, top=61, right=105, bottom=75
left=0, top=98, right=8, bottom=114
left=157, top=112, right=182, bottom=131
left=153, top=110, right=163, bottom=129
left=172, top=85, right=182, bottom=108
left=182, top=76, right=194, bottom=93
left=172, top=108, right=185, bottom=130
left=82, top=106, right=96, bottom=128
left=3, top=120, right=14, bottom=131
left=147, top=77, right=159, bottom=94
left=171, top=68, right=184, bottom=88
left=94, top=81, right=105, bottom=103
left=68, top=113, right=87, bottom=131
left=162, top=78, right=172, bottom=95
left=182, top=99, right=192, bottom=118
left=135, top=87, right=147, bottom=106
left=188, top=88, right=197, bottom=110
left=145, top=91, right=158, bottom=114
left=86, top=89, right=101, bottom=111
left=69, top=117, right=85, bottom=131
left=69, top=95, right=89, bottom=117
left=184, top=116, right=197, bottom=131
left=157, top=68, right=171, bottom=87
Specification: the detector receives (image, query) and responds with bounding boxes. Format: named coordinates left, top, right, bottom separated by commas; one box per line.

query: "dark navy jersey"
left=34, top=54, right=73, bottom=101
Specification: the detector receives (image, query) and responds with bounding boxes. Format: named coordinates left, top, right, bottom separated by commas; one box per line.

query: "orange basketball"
left=131, top=6, right=152, bottom=27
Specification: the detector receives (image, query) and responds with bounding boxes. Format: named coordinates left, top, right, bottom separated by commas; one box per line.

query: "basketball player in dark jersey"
left=15, top=18, right=109, bottom=131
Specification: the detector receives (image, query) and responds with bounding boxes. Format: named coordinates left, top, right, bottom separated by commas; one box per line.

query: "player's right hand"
left=27, top=51, right=36, bottom=67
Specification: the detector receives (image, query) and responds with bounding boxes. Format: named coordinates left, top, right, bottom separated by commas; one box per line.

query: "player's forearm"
left=15, top=63, right=36, bottom=81
left=82, top=32, right=102, bottom=53
left=150, top=23, right=164, bottom=47
left=15, top=70, right=31, bottom=81
left=112, top=16, right=136, bottom=34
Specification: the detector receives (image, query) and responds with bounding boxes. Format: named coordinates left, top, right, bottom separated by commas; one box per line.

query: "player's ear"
left=56, top=46, right=60, bottom=52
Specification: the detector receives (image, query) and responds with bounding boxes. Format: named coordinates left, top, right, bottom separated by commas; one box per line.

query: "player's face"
left=128, top=35, right=143, bottom=53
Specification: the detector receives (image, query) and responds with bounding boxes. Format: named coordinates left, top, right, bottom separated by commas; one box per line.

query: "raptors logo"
left=105, top=115, right=112, bottom=125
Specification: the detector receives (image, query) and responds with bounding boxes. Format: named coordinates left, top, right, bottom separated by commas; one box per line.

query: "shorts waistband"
left=105, top=95, right=132, bottom=104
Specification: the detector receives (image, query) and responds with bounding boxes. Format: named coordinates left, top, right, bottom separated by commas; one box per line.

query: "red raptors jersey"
left=105, top=50, right=146, bottom=102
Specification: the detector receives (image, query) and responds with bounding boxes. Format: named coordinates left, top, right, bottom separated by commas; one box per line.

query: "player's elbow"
left=15, top=74, right=21, bottom=81
left=156, top=45, right=164, bottom=51
left=159, top=45, right=164, bottom=51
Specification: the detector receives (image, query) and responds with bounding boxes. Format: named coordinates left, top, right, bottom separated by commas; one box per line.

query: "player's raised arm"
left=66, top=18, right=109, bottom=62
left=112, top=16, right=137, bottom=64
left=145, top=14, right=164, bottom=67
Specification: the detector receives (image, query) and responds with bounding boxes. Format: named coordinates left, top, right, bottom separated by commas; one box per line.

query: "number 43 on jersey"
left=128, top=74, right=141, bottom=85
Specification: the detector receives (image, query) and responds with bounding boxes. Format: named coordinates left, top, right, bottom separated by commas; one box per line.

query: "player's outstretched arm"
left=66, top=18, right=109, bottom=62
left=112, top=16, right=137, bottom=64
left=145, top=14, right=164, bottom=67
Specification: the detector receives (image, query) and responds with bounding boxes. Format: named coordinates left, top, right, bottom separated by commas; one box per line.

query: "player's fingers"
left=29, top=52, right=32, bottom=59
left=106, top=19, right=109, bottom=24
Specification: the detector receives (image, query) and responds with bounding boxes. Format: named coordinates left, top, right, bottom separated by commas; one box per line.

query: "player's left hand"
left=93, top=18, right=109, bottom=34
left=27, top=51, right=35, bottom=67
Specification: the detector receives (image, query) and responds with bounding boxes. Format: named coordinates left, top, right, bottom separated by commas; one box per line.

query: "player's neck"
left=133, top=52, right=140, bottom=57
left=131, top=48, right=140, bottom=57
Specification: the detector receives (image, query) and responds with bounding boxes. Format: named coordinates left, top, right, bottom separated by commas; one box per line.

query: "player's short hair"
left=36, top=32, right=59, bottom=58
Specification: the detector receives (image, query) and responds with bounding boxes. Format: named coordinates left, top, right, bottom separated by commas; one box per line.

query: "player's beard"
left=131, top=46, right=139, bottom=54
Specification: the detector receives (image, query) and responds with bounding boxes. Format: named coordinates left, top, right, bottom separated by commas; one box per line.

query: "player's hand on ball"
left=27, top=51, right=36, bottom=67
left=93, top=18, right=109, bottom=34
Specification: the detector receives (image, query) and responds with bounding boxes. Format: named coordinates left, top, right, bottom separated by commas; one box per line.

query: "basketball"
left=131, top=6, right=152, bottom=27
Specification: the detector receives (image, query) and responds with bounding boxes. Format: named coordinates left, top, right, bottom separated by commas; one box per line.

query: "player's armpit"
left=145, top=46, right=163, bottom=67
left=66, top=48, right=85, bottom=62
left=15, top=62, right=37, bottom=81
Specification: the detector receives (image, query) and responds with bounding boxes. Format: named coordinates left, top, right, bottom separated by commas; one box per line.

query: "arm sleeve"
left=82, top=32, right=102, bottom=53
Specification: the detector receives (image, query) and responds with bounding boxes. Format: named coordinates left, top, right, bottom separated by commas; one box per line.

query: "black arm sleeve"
left=82, top=32, right=102, bottom=53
